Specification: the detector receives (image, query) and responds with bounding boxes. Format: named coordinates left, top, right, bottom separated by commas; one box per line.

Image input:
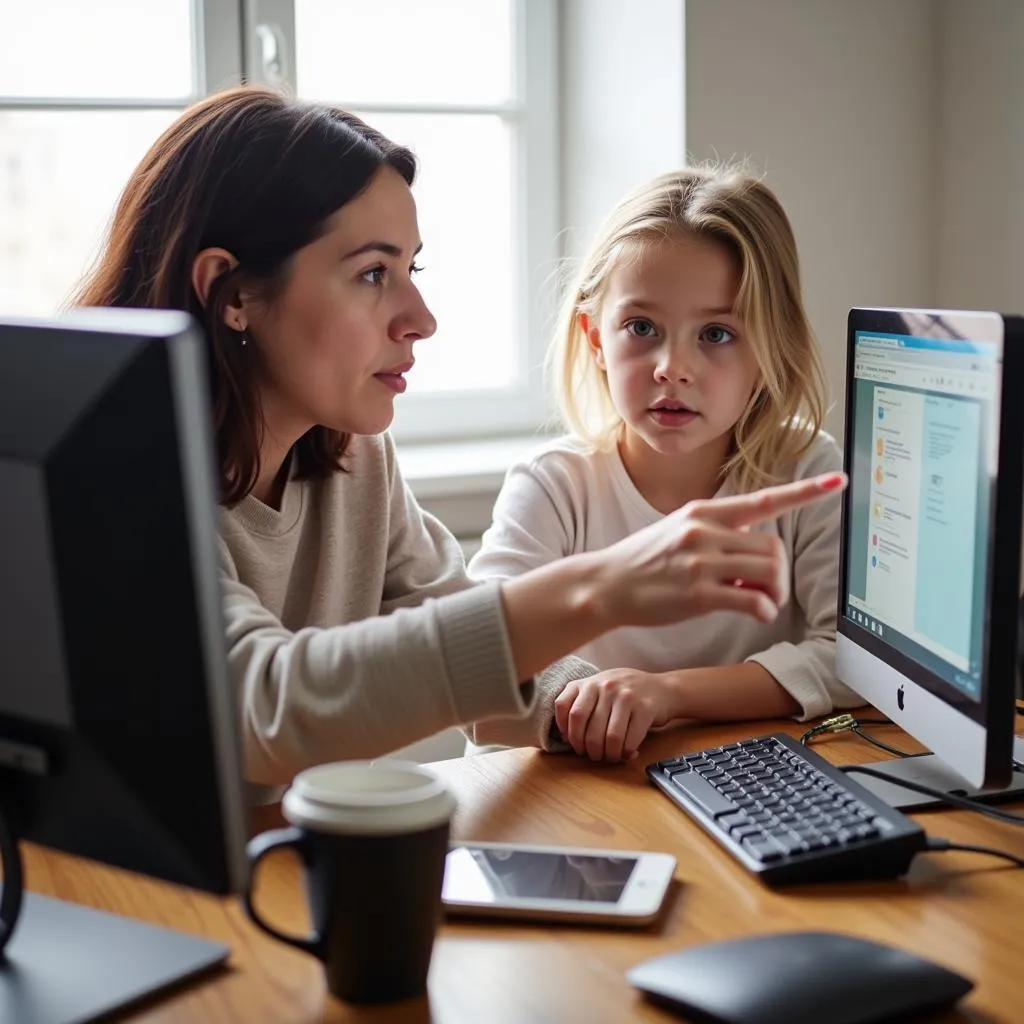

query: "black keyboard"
left=647, top=733, right=928, bottom=885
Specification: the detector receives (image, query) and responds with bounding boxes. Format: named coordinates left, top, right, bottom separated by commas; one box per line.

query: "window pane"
left=296, top=0, right=513, bottom=106
left=361, top=113, right=516, bottom=393
left=0, top=111, right=178, bottom=315
left=1, top=0, right=194, bottom=99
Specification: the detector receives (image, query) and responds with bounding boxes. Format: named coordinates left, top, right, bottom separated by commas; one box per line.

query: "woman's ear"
left=579, top=312, right=606, bottom=370
left=192, top=248, right=244, bottom=330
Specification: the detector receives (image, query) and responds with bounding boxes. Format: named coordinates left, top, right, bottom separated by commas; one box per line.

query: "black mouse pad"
left=628, top=931, right=973, bottom=1024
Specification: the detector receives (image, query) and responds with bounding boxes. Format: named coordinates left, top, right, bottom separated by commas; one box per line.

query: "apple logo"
left=896, top=685, right=905, bottom=711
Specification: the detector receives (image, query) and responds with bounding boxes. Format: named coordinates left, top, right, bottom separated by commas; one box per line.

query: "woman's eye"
left=701, top=324, right=736, bottom=345
left=410, top=262, right=425, bottom=275
left=361, top=265, right=387, bottom=286
left=625, top=318, right=658, bottom=339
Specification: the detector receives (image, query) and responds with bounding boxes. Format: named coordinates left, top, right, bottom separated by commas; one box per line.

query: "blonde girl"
left=470, top=165, right=859, bottom=763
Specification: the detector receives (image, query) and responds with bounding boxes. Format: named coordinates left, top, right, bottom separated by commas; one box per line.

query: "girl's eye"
left=361, top=265, right=387, bottom=286
left=701, top=324, right=736, bottom=346
left=625, top=318, right=658, bottom=339
left=410, top=262, right=425, bottom=275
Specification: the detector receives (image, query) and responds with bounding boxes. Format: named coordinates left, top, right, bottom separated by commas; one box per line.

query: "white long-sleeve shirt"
left=469, top=431, right=860, bottom=721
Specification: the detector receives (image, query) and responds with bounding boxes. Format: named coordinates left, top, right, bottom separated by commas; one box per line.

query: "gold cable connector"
left=821, top=713, right=857, bottom=733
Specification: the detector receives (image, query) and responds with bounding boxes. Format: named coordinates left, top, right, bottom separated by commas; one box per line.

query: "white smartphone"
left=441, top=840, right=677, bottom=925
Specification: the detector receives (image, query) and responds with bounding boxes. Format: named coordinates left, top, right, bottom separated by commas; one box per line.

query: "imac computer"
left=0, top=309, right=248, bottom=1023
left=837, top=307, right=1024, bottom=809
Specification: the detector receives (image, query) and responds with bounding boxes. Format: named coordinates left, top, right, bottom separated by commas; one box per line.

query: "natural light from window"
left=1, top=0, right=545, bottom=429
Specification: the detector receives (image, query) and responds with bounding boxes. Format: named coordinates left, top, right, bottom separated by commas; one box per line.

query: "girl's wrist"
left=656, top=669, right=695, bottom=723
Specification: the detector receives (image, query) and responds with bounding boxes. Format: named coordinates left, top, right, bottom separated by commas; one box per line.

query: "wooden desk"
left=21, top=721, right=1024, bottom=1023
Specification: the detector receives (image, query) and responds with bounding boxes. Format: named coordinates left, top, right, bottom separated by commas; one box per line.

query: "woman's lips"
left=374, top=372, right=408, bottom=394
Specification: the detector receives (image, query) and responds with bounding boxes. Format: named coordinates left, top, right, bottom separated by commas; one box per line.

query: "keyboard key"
left=772, top=833, right=807, bottom=855
left=743, top=837, right=784, bottom=862
left=668, top=771, right=741, bottom=818
left=731, top=825, right=764, bottom=842
left=719, top=812, right=752, bottom=830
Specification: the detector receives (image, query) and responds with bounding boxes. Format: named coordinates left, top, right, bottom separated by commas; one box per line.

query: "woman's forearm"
left=499, top=552, right=616, bottom=682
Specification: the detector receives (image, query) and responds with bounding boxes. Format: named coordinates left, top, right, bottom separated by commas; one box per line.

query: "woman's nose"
left=397, top=285, right=437, bottom=342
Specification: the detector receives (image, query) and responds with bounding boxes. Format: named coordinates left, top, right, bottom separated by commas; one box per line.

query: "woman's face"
left=244, top=166, right=436, bottom=440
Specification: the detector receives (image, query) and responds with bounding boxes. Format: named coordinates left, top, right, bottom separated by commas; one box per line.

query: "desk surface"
left=22, top=721, right=1024, bottom=1023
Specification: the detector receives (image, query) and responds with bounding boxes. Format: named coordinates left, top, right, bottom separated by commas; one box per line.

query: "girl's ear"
left=192, top=248, right=245, bottom=330
left=579, top=312, right=606, bottom=370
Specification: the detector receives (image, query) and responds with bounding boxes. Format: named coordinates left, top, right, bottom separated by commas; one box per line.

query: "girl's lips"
left=649, top=407, right=698, bottom=427
left=374, top=372, right=407, bottom=394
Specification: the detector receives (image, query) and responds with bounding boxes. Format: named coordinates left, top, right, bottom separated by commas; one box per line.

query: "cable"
left=926, top=837, right=1024, bottom=869
left=850, top=724, right=919, bottom=758
left=840, top=765, right=1024, bottom=825
left=803, top=712, right=1024, bottom=769
left=800, top=713, right=921, bottom=758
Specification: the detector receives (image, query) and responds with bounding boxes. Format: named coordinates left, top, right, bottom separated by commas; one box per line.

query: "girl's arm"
left=552, top=664, right=798, bottom=763
left=553, top=436, right=858, bottom=761
left=467, top=449, right=578, bottom=582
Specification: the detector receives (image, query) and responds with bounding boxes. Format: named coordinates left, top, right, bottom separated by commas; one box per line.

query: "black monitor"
left=837, top=307, right=1024, bottom=808
left=0, top=309, right=248, bottom=1024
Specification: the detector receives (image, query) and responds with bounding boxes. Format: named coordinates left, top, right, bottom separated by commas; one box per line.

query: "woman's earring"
left=240, top=331, right=248, bottom=347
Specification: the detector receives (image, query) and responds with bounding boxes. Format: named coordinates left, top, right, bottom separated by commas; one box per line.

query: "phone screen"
left=442, top=845, right=639, bottom=904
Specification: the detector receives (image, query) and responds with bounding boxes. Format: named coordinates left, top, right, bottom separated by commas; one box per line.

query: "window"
left=0, top=1, right=243, bottom=316
left=1, top=0, right=558, bottom=442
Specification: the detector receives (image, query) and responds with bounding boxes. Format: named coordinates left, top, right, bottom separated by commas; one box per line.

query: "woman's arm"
left=221, top=542, right=531, bottom=785
left=742, top=436, right=863, bottom=720
left=225, top=447, right=844, bottom=781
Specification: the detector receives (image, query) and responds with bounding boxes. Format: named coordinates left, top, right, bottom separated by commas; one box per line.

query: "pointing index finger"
left=701, top=472, right=847, bottom=529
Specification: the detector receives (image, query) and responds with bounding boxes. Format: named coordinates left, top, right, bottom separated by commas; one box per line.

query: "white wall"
left=935, top=0, right=1024, bottom=312
left=560, top=0, right=686, bottom=257
left=684, top=0, right=937, bottom=438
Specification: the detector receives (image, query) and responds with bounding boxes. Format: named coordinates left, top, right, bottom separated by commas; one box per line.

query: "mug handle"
left=243, top=827, right=322, bottom=957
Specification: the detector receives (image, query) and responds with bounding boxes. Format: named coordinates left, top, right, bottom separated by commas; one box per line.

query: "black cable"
left=849, top=724, right=919, bottom=759
left=926, top=837, right=1024, bottom=869
left=840, top=765, right=1024, bottom=825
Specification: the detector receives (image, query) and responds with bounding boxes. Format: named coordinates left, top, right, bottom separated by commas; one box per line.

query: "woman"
left=73, top=87, right=844, bottom=787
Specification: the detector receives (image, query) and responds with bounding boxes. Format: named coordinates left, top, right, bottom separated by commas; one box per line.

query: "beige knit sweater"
left=218, top=433, right=590, bottom=787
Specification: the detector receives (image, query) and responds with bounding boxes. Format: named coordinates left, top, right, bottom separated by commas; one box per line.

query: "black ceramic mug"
left=244, top=760, right=456, bottom=1004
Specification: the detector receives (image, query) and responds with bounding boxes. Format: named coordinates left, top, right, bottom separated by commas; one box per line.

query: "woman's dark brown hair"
left=71, top=86, right=416, bottom=505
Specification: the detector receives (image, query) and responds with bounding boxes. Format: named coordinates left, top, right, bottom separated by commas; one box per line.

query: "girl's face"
left=243, top=166, right=436, bottom=440
left=586, top=233, right=760, bottom=469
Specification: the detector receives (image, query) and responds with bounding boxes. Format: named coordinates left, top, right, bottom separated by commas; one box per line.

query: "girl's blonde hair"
left=550, top=164, right=827, bottom=494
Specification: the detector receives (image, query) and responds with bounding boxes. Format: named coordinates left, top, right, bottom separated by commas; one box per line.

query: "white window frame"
left=245, top=0, right=560, bottom=444
left=3, top=0, right=557, bottom=445
left=0, top=1, right=241, bottom=113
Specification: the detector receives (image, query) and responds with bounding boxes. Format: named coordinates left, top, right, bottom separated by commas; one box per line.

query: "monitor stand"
left=848, top=736, right=1024, bottom=811
left=0, top=811, right=229, bottom=1024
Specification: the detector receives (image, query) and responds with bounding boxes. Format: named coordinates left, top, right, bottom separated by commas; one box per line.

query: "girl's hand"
left=591, top=472, right=846, bottom=629
left=554, top=669, right=676, bottom=763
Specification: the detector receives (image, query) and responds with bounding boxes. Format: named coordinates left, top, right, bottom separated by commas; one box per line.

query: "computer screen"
left=837, top=308, right=1024, bottom=792
left=0, top=309, right=248, bottom=1023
